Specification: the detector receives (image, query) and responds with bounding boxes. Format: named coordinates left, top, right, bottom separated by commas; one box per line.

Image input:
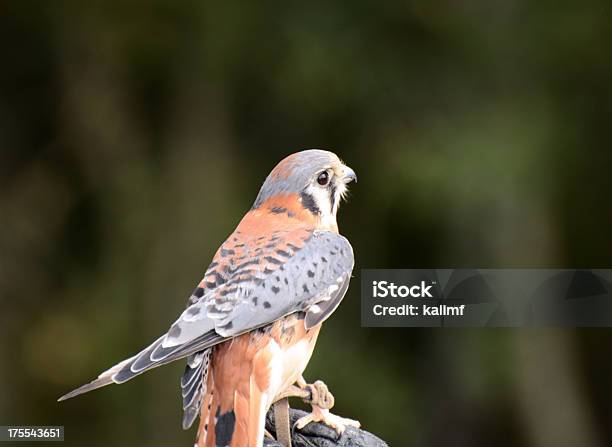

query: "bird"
left=59, top=149, right=358, bottom=447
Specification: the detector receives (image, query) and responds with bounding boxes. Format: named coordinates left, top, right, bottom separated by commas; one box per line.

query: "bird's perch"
left=264, top=408, right=388, bottom=447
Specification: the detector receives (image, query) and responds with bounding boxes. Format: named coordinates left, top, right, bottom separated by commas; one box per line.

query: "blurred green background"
left=2, top=1, right=612, bottom=446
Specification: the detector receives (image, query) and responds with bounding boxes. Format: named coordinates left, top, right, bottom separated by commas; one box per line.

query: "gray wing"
left=223, top=230, right=354, bottom=331
left=58, top=230, right=353, bottom=401
left=168, top=230, right=354, bottom=340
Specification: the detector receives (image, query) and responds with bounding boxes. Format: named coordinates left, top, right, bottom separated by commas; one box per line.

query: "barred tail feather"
left=182, top=349, right=211, bottom=430
left=58, top=331, right=222, bottom=402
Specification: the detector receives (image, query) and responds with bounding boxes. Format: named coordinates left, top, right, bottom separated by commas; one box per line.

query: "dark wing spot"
left=287, top=243, right=301, bottom=251
left=234, top=259, right=259, bottom=271
left=252, top=296, right=258, bottom=305
left=214, top=273, right=228, bottom=286
left=307, top=270, right=315, bottom=278
left=276, top=249, right=290, bottom=258
left=194, top=287, right=205, bottom=298
left=284, top=278, right=289, bottom=285
left=219, top=287, right=237, bottom=297
left=271, top=286, right=280, bottom=294
left=230, top=275, right=254, bottom=285
left=265, top=256, right=283, bottom=265
left=263, top=301, right=272, bottom=309
left=303, top=284, right=310, bottom=293
left=321, top=256, right=328, bottom=263
left=186, top=307, right=201, bottom=317
left=220, top=248, right=235, bottom=257
left=168, top=324, right=182, bottom=338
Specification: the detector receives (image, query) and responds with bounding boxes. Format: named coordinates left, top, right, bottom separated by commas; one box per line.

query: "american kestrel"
left=59, top=149, right=358, bottom=447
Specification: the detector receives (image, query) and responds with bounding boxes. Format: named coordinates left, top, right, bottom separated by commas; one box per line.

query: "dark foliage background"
left=1, top=1, right=612, bottom=446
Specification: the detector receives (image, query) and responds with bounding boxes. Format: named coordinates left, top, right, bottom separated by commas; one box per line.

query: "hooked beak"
left=341, top=165, right=357, bottom=183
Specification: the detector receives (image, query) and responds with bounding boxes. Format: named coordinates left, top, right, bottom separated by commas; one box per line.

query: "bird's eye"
left=317, top=171, right=330, bottom=186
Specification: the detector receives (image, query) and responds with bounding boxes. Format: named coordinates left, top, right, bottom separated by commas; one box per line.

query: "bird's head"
left=253, top=149, right=357, bottom=231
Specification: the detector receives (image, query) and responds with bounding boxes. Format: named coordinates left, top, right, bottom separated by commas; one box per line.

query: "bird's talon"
left=264, top=429, right=275, bottom=439
left=294, top=415, right=312, bottom=430
left=300, top=379, right=335, bottom=409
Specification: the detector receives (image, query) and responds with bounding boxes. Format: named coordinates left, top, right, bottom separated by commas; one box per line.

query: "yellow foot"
left=294, top=405, right=361, bottom=435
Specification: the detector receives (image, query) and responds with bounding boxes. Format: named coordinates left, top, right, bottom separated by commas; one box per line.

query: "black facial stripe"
left=300, top=192, right=320, bottom=215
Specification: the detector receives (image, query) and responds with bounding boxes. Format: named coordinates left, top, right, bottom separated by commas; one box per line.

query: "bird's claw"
left=276, top=378, right=359, bottom=435
left=302, top=380, right=334, bottom=409
left=294, top=406, right=361, bottom=435
left=273, top=379, right=334, bottom=408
